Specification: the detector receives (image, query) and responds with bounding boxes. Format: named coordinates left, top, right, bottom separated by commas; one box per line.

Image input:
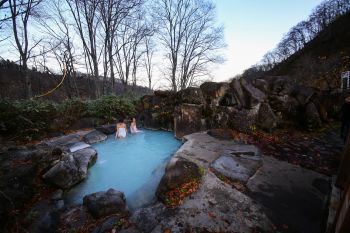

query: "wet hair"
left=118, top=118, right=124, bottom=123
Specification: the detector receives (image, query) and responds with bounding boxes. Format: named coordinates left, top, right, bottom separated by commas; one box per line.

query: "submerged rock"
left=83, top=130, right=107, bottom=144
left=83, top=188, right=128, bottom=219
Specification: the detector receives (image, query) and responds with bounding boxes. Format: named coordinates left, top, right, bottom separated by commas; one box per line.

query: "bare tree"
left=99, top=0, right=143, bottom=94
left=41, top=0, right=80, bottom=98
left=114, top=11, right=150, bottom=88
left=144, top=34, right=154, bottom=90
left=66, top=0, right=101, bottom=97
left=153, top=0, right=225, bottom=91
left=9, top=0, right=43, bottom=98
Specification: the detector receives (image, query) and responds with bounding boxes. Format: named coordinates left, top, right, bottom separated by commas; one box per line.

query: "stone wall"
left=138, top=77, right=342, bottom=138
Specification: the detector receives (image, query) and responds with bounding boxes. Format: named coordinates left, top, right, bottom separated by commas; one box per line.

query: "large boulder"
left=45, top=134, right=82, bottom=147
left=83, top=189, right=128, bottom=219
left=176, top=87, right=205, bottom=105
left=42, top=154, right=81, bottom=189
left=241, top=79, right=266, bottom=108
left=256, top=103, right=278, bottom=132
left=305, top=102, right=322, bottom=130
left=252, top=78, right=269, bottom=93
left=200, top=82, right=230, bottom=106
left=207, top=128, right=235, bottom=140
left=229, top=104, right=260, bottom=133
left=73, top=148, right=97, bottom=178
left=43, top=148, right=97, bottom=189
left=211, top=106, right=237, bottom=129
left=60, top=205, right=92, bottom=230
left=96, top=124, right=116, bottom=135
left=229, top=79, right=246, bottom=109
left=0, top=146, right=63, bottom=232
left=294, top=87, right=315, bottom=106
left=83, top=130, right=107, bottom=144
left=266, top=76, right=294, bottom=96
left=174, top=104, right=205, bottom=138
left=156, top=160, right=202, bottom=203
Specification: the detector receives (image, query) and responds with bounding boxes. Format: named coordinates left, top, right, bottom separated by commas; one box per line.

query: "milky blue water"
left=65, top=130, right=181, bottom=210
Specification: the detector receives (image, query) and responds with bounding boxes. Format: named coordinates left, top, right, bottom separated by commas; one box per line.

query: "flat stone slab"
left=132, top=172, right=274, bottom=233
left=211, top=155, right=262, bottom=183
left=45, top=134, right=82, bottom=147
left=83, top=130, right=107, bottom=144
left=69, top=142, right=91, bottom=153
left=247, top=156, right=331, bottom=233
left=210, top=144, right=262, bottom=183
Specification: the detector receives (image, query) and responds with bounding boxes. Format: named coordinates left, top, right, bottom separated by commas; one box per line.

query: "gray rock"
left=69, top=142, right=91, bottom=153
left=83, top=188, right=128, bottom=219
left=119, top=227, right=142, bottom=233
left=211, top=155, right=262, bottom=183
left=43, top=148, right=97, bottom=189
left=241, top=79, right=266, bottom=108
left=54, top=200, right=65, bottom=210
left=51, top=189, right=63, bottom=201
left=230, top=78, right=246, bottom=109
left=176, top=87, right=205, bottom=105
left=305, top=102, right=322, bottom=130
left=252, top=78, right=269, bottom=93
left=212, top=106, right=237, bottom=128
left=211, top=145, right=262, bottom=183
left=247, top=156, right=331, bottom=233
left=256, top=103, right=278, bottom=131
left=229, top=105, right=260, bottom=133
left=92, top=216, right=119, bottom=233
left=174, top=104, right=205, bottom=139
left=73, top=148, right=97, bottom=178
left=45, top=134, right=82, bottom=147
left=96, top=124, right=116, bottom=135
left=83, top=130, right=107, bottom=144
left=42, top=154, right=81, bottom=189
left=60, top=205, right=91, bottom=230
left=200, top=82, right=230, bottom=106
left=295, top=87, right=315, bottom=105
left=130, top=203, right=167, bottom=233
left=156, top=160, right=202, bottom=203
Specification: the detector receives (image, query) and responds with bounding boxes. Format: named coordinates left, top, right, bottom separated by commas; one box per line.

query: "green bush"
left=0, top=96, right=137, bottom=140
left=0, top=99, right=57, bottom=138
left=87, top=95, right=136, bottom=121
left=57, top=99, right=88, bottom=127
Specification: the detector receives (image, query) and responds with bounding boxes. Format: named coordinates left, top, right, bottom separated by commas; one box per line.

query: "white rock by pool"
left=65, top=130, right=182, bottom=209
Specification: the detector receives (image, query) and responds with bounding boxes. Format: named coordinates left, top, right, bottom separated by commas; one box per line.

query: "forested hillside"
left=243, top=0, right=350, bottom=91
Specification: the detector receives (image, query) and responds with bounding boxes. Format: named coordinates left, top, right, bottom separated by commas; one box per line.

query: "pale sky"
left=212, top=0, right=324, bottom=82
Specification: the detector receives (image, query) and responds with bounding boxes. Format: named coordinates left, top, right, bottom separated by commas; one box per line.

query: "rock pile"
left=139, top=76, right=339, bottom=137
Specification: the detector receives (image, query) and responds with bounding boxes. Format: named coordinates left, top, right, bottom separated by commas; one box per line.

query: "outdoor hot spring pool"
left=65, top=130, right=182, bottom=209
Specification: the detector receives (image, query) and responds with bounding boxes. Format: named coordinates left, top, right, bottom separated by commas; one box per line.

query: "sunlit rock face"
left=138, top=76, right=333, bottom=136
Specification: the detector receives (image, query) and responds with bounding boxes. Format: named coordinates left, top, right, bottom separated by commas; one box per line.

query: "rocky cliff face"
left=138, top=77, right=342, bottom=137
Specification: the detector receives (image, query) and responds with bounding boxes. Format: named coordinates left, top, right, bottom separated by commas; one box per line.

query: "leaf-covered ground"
left=229, top=123, right=343, bottom=176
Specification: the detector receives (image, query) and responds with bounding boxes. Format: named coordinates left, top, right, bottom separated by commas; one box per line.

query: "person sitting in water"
left=130, top=117, right=142, bottom=133
left=115, top=118, right=127, bottom=139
